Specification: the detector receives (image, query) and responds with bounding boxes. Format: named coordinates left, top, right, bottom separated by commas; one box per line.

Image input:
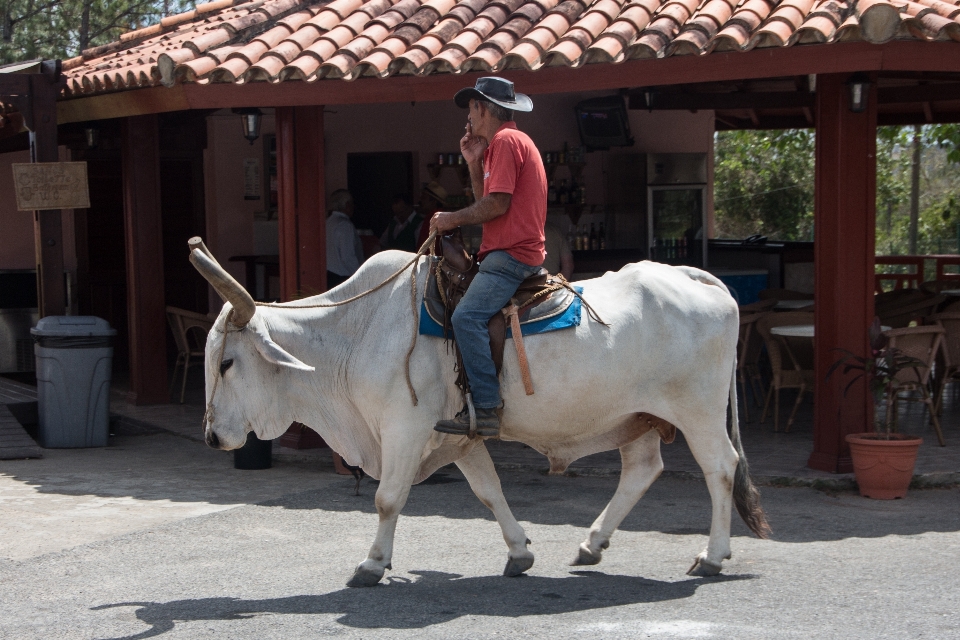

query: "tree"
left=713, top=129, right=815, bottom=241
left=1, top=0, right=193, bottom=65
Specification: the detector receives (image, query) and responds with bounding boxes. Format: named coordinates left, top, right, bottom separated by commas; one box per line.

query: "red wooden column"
left=275, top=106, right=326, bottom=301
left=809, top=74, right=878, bottom=473
left=121, top=115, right=169, bottom=405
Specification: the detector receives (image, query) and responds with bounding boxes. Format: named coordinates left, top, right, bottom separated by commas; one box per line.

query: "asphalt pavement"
left=1, top=427, right=958, bottom=639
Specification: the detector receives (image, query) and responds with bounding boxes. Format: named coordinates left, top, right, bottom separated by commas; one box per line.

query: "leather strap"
left=504, top=302, right=535, bottom=395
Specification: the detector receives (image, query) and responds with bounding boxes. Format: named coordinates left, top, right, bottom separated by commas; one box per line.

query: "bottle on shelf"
left=558, top=179, right=568, bottom=205
left=579, top=184, right=586, bottom=205
left=589, top=223, right=598, bottom=251
left=559, top=142, right=568, bottom=164
left=578, top=225, right=587, bottom=251
left=567, top=226, right=576, bottom=251
left=548, top=179, right=557, bottom=204
left=598, top=222, right=606, bottom=250
left=568, top=178, right=579, bottom=206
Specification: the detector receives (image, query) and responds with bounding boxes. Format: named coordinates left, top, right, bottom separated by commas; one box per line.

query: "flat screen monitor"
left=574, top=96, right=634, bottom=150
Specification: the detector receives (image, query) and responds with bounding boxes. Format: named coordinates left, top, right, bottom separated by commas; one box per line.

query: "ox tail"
left=729, top=362, right=771, bottom=539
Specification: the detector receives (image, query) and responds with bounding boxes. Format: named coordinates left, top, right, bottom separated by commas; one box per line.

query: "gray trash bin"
left=31, top=316, right=116, bottom=448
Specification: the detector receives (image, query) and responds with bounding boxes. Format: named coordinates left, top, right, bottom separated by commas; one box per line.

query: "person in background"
left=380, top=193, right=423, bottom=252
left=326, top=189, right=364, bottom=288
left=543, top=220, right=574, bottom=279
left=417, top=181, right=448, bottom=248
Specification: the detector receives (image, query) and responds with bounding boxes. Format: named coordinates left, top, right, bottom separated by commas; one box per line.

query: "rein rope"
left=205, top=233, right=438, bottom=422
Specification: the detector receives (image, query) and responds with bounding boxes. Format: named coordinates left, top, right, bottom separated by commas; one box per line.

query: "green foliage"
left=715, top=125, right=960, bottom=252
left=0, top=0, right=194, bottom=64
left=713, top=129, right=815, bottom=241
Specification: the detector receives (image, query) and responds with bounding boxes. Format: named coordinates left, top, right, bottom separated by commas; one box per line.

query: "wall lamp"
left=234, top=108, right=263, bottom=145
left=84, top=124, right=100, bottom=149
left=847, top=74, right=871, bottom=113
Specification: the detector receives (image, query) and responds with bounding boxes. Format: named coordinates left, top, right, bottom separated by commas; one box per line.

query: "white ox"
left=189, top=238, right=769, bottom=587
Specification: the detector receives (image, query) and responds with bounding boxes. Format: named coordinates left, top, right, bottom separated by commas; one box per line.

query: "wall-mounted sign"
left=243, top=158, right=261, bottom=201
left=12, top=162, right=90, bottom=211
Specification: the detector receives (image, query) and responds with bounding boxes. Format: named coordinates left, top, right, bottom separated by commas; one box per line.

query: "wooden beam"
left=29, top=74, right=66, bottom=318
left=55, top=40, right=960, bottom=120
left=276, top=107, right=298, bottom=302
left=877, top=82, right=960, bottom=104
left=809, top=73, right=877, bottom=474
left=293, top=106, right=326, bottom=297
left=628, top=90, right=815, bottom=111
left=121, top=114, right=169, bottom=405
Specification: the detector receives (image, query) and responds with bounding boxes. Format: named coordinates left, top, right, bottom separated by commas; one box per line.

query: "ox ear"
left=249, top=326, right=315, bottom=372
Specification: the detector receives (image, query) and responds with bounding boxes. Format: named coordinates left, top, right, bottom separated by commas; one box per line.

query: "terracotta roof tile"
left=59, top=0, right=960, bottom=96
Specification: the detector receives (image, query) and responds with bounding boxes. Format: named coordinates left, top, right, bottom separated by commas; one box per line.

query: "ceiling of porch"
left=60, top=0, right=960, bottom=98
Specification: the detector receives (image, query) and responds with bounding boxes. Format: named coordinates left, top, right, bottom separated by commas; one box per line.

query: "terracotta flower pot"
left=845, top=432, right=923, bottom=499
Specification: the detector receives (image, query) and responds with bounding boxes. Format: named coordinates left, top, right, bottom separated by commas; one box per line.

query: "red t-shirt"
left=478, top=122, right=547, bottom=267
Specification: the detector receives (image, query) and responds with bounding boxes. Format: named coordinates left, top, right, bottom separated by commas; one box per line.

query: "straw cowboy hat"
left=422, top=181, right=448, bottom=207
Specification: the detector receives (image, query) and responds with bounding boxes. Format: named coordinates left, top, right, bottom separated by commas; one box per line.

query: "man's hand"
left=460, top=122, right=486, bottom=165
left=429, top=211, right=459, bottom=236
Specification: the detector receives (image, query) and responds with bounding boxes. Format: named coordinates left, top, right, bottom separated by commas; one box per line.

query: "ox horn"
left=187, top=237, right=256, bottom=327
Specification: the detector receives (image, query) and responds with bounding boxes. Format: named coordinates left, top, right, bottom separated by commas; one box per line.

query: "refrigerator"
left=646, top=154, right=708, bottom=269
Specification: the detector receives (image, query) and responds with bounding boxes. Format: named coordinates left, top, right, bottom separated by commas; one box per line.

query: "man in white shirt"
left=326, top=189, right=364, bottom=288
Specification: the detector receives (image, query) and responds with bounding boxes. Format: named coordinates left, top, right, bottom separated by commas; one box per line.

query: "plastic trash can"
left=30, top=316, right=116, bottom=448
left=234, top=432, right=273, bottom=470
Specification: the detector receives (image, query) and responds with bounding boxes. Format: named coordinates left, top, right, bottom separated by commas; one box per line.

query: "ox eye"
left=220, top=359, right=234, bottom=377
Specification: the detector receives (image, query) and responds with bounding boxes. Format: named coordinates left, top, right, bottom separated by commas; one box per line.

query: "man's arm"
left=429, top=193, right=511, bottom=235
left=468, top=159, right=484, bottom=204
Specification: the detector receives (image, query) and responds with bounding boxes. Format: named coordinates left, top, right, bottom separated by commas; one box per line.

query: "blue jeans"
left=452, top=250, right=542, bottom=409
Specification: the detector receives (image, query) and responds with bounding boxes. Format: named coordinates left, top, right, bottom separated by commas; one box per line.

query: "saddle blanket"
left=418, top=287, right=583, bottom=339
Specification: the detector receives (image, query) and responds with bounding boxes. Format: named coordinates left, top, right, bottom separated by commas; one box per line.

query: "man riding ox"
left=429, top=77, right=546, bottom=439
left=187, top=78, right=769, bottom=589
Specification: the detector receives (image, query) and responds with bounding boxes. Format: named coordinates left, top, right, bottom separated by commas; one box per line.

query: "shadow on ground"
left=92, top=570, right=750, bottom=639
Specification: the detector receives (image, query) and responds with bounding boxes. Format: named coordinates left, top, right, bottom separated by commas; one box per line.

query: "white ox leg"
left=682, top=419, right=740, bottom=577
left=455, top=443, right=535, bottom=577
left=573, top=429, right=664, bottom=566
left=347, top=426, right=426, bottom=588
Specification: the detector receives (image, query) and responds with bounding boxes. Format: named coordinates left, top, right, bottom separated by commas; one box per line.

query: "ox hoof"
left=503, top=555, right=534, bottom=577
left=686, top=555, right=723, bottom=577
left=570, top=541, right=606, bottom=566
left=347, top=565, right=385, bottom=588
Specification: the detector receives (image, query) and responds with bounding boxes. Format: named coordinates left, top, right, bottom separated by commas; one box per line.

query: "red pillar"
left=121, top=115, right=169, bottom=405
left=809, top=74, right=877, bottom=473
left=275, top=106, right=326, bottom=301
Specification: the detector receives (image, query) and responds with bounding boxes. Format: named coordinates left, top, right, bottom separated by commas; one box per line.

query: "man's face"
left=468, top=99, right=486, bottom=135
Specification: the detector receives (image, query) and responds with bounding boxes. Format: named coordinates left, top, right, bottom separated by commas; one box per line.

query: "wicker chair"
left=738, top=312, right=768, bottom=422
left=756, top=312, right=815, bottom=432
left=929, top=312, right=960, bottom=417
left=882, top=325, right=946, bottom=446
left=166, top=306, right=214, bottom=404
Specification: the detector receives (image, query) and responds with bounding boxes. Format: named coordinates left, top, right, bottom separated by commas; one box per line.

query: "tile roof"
left=60, top=0, right=960, bottom=97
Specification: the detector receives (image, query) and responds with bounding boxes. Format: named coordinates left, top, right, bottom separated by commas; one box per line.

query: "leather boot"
left=434, top=405, right=502, bottom=438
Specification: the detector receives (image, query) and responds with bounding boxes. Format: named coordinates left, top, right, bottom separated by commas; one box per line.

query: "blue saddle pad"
left=418, top=287, right=582, bottom=338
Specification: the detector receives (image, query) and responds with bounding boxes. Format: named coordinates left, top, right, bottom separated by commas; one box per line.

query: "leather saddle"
left=424, top=231, right=575, bottom=388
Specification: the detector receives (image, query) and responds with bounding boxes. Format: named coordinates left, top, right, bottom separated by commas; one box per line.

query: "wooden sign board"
left=12, top=162, right=91, bottom=211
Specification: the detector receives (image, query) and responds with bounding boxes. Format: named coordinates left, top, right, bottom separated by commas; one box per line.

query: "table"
left=774, top=299, right=814, bottom=311
left=940, top=289, right=960, bottom=296
left=770, top=324, right=891, bottom=337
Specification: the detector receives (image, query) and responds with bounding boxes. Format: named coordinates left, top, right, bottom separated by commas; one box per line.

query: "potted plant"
left=827, top=317, right=924, bottom=499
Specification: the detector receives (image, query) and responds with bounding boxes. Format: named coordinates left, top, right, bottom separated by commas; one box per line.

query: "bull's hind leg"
left=347, top=428, right=425, bottom=588
left=681, top=418, right=740, bottom=577
left=573, top=429, right=664, bottom=566
left=455, top=443, right=535, bottom=577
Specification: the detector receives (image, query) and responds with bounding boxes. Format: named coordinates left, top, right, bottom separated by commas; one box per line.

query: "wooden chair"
left=882, top=325, right=946, bottom=446
left=737, top=312, right=767, bottom=422
left=757, top=288, right=814, bottom=302
left=756, top=312, right=815, bottom=432
left=166, top=306, right=214, bottom=404
left=876, top=294, right=945, bottom=329
left=928, top=312, right=960, bottom=417
left=739, top=299, right=777, bottom=314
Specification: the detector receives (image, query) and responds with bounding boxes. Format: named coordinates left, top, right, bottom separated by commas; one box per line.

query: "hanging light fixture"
left=847, top=74, right=870, bottom=114
left=235, top=108, right=263, bottom=144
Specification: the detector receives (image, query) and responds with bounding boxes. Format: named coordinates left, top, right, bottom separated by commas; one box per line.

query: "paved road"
left=1, top=429, right=958, bottom=639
